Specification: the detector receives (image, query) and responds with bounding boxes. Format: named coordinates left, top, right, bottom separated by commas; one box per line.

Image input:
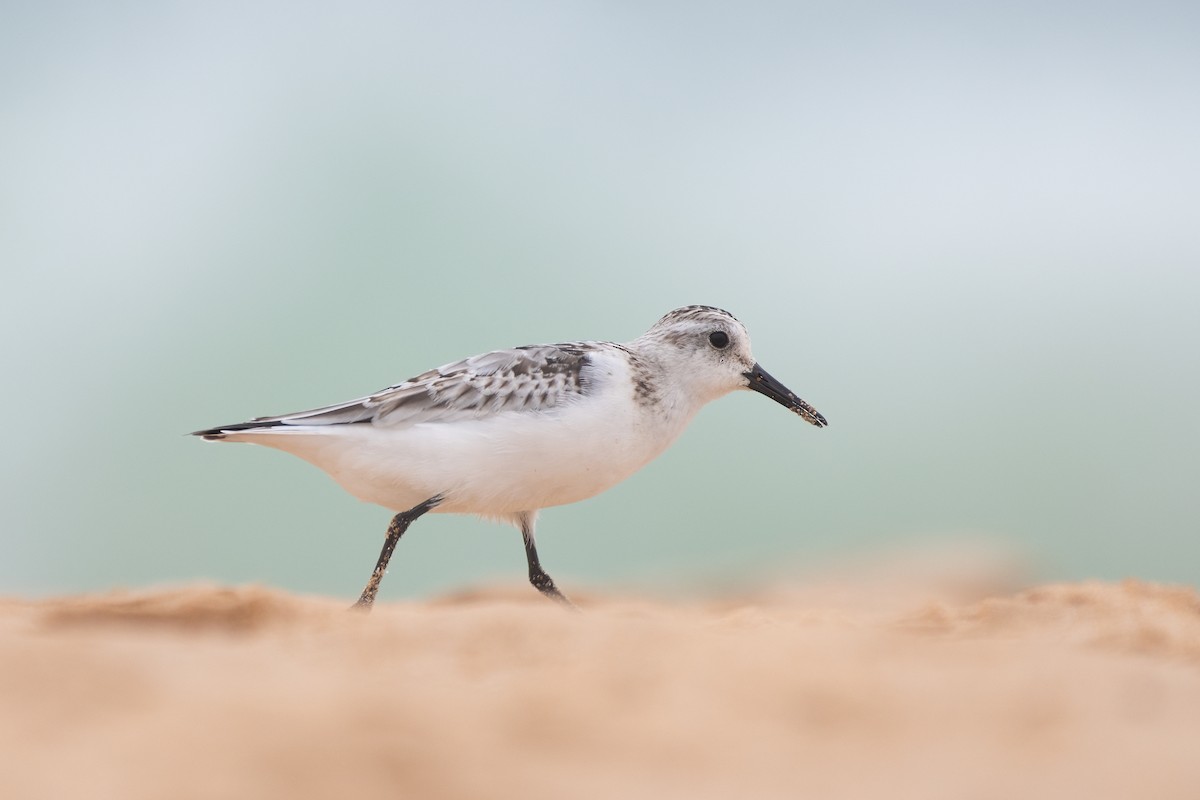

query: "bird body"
left=216, top=345, right=691, bottom=517
left=195, top=306, right=826, bottom=607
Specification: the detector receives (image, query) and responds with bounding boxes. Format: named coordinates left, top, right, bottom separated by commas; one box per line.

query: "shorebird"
left=193, top=305, right=826, bottom=609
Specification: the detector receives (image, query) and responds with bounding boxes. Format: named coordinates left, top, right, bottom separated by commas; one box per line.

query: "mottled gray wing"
left=212, top=344, right=592, bottom=433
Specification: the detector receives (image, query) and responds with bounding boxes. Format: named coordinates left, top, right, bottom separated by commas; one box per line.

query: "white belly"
left=229, top=394, right=691, bottom=516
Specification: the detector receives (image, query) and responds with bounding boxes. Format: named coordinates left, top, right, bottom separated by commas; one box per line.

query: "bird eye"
left=708, top=331, right=730, bottom=349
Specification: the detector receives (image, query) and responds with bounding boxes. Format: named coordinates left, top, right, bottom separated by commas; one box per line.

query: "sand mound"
left=2, top=578, right=1199, bottom=800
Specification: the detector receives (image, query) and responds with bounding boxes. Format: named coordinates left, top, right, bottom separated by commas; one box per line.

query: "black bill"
left=744, top=363, right=827, bottom=427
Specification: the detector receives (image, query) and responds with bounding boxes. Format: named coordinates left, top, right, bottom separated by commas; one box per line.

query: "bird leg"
left=351, top=495, right=443, bottom=611
left=519, top=514, right=577, bottom=609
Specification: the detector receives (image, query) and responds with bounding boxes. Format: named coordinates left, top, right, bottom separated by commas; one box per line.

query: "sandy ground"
left=3, top=564, right=1199, bottom=800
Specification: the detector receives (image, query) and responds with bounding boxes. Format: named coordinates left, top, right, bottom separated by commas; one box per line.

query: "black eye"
left=708, top=330, right=730, bottom=349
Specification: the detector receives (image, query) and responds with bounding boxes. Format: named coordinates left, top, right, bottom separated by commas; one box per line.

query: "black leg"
left=519, top=513, right=577, bottom=609
left=351, top=495, right=443, bottom=611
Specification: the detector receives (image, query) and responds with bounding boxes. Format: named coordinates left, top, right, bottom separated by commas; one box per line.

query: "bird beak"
left=743, top=363, right=827, bottom=427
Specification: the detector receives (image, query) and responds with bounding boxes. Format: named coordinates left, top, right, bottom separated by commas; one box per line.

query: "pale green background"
left=2, top=2, right=1197, bottom=599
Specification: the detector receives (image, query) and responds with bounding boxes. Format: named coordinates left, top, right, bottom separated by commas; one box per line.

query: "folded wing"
left=194, top=344, right=591, bottom=438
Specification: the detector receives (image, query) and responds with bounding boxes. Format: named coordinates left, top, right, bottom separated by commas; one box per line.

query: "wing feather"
left=196, top=344, right=592, bottom=436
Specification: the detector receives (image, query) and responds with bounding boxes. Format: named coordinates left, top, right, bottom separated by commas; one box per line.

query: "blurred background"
left=2, top=1, right=1197, bottom=599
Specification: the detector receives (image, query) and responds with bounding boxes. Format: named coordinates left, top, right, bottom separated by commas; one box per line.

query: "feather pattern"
left=197, top=344, right=593, bottom=436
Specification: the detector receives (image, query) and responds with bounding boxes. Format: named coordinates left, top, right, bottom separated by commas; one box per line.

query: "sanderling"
left=193, top=305, right=826, bottom=609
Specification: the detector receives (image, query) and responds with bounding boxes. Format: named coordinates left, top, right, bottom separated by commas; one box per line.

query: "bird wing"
left=197, top=344, right=593, bottom=435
